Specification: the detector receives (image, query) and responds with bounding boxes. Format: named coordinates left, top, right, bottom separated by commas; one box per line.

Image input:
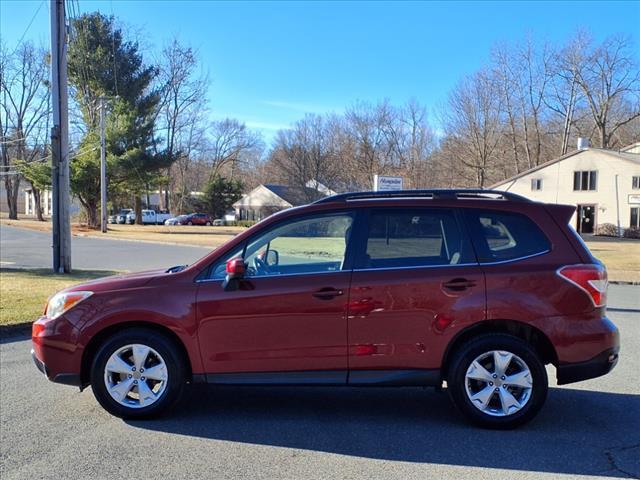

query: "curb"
left=610, top=281, right=640, bottom=286
left=0, top=322, right=32, bottom=338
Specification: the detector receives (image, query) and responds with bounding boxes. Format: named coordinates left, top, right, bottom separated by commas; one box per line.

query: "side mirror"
left=222, top=258, right=245, bottom=291
left=265, top=249, right=279, bottom=266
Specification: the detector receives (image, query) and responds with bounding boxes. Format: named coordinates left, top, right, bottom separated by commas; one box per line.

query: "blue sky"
left=2, top=0, right=639, bottom=143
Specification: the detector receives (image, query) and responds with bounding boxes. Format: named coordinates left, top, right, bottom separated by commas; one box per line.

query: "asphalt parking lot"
left=1, top=296, right=638, bottom=480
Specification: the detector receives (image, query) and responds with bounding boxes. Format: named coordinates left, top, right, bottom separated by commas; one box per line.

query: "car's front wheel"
left=447, top=333, right=548, bottom=429
left=90, top=328, right=185, bottom=419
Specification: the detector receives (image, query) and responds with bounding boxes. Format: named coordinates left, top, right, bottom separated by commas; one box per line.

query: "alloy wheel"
left=464, top=350, right=533, bottom=417
left=103, top=344, right=168, bottom=409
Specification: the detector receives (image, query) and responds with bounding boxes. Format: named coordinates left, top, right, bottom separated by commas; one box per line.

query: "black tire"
left=188, top=221, right=193, bottom=226
left=447, top=333, right=548, bottom=429
left=90, top=328, right=186, bottom=419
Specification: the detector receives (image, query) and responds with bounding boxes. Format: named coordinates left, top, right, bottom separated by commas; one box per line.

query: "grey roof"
left=263, top=184, right=326, bottom=206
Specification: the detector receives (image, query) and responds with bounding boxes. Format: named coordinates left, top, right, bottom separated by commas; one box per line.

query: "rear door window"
left=465, top=210, right=550, bottom=263
left=356, top=209, right=475, bottom=269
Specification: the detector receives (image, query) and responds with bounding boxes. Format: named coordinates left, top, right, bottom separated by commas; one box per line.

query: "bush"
left=595, top=223, right=619, bottom=237
left=235, top=220, right=256, bottom=228
left=623, top=227, right=640, bottom=239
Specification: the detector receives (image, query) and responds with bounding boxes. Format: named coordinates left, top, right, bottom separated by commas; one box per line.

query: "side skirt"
left=196, top=369, right=441, bottom=387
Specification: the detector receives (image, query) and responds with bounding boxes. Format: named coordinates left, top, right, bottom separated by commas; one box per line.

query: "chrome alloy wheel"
left=103, top=344, right=168, bottom=408
left=464, top=350, right=533, bottom=417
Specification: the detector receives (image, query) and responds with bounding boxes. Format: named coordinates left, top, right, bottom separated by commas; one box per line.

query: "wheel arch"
left=441, top=319, right=558, bottom=379
left=80, top=321, right=193, bottom=388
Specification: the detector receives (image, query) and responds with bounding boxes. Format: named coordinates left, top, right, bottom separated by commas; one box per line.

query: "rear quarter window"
left=465, top=210, right=551, bottom=263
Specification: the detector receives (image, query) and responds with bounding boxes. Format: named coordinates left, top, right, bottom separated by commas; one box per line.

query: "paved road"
left=0, top=224, right=211, bottom=271
left=1, top=304, right=638, bottom=479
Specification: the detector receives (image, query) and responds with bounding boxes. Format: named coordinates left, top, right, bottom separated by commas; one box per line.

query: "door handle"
left=442, top=278, right=476, bottom=291
left=312, top=288, right=344, bottom=300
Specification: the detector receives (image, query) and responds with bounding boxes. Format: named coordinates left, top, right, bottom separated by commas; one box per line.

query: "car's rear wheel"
left=447, top=334, right=547, bottom=429
left=90, top=328, right=185, bottom=419
left=188, top=221, right=193, bottom=226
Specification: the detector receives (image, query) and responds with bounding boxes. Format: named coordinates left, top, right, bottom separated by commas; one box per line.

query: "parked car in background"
left=213, top=219, right=224, bottom=226
left=107, top=215, right=117, bottom=224
left=115, top=209, right=133, bottom=224
left=181, top=213, right=212, bottom=226
left=32, top=189, right=618, bottom=428
left=164, top=215, right=187, bottom=226
left=126, top=210, right=173, bottom=225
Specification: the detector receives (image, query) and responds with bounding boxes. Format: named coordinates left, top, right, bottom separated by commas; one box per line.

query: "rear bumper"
left=557, top=347, right=620, bottom=385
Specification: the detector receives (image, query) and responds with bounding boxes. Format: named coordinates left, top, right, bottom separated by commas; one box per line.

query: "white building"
left=492, top=141, right=640, bottom=234
left=233, top=184, right=328, bottom=221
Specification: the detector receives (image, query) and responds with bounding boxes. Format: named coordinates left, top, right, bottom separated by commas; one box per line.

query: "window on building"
left=573, top=170, right=597, bottom=191
left=633, top=176, right=640, bottom=190
left=631, top=208, right=640, bottom=229
left=531, top=178, right=543, bottom=191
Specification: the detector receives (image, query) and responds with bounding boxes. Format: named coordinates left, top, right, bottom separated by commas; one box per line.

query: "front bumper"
left=556, top=347, right=620, bottom=385
left=31, top=349, right=82, bottom=386
left=32, top=316, right=84, bottom=388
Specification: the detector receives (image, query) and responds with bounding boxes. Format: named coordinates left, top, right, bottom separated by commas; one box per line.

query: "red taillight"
left=557, top=264, right=608, bottom=307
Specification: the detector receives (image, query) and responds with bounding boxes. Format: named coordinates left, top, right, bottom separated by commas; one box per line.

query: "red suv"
left=32, top=190, right=619, bottom=428
left=180, top=213, right=212, bottom=226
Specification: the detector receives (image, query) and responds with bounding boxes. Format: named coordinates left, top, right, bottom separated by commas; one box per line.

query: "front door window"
left=210, top=212, right=354, bottom=278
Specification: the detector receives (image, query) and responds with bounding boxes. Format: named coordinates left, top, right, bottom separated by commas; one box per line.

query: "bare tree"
left=442, top=71, right=503, bottom=188
left=202, top=118, right=261, bottom=181
left=387, top=99, right=435, bottom=187
left=270, top=114, right=343, bottom=199
left=493, top=44, right=523, bottom=173
left=155, top=38, right=208, bottom=210
left=571, top=34, right=640, bottom=148
left=343, top=100, right=398, bottom=189
left=0, top=42, right=51, bottom=220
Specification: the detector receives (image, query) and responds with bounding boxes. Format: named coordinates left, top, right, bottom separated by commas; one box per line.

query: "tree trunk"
left=599, top=125, right=608, bottom=149
left=78, top=195, right=99, bottom=228
left=32, top=187, right=44, bottom=221
left=86, top=203, right=98, bottom=228
left=4, top=176, right=21, bottom=220
left=134, top=196, right=143, bottom=225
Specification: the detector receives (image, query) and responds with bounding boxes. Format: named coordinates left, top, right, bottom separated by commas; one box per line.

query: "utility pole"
left=50, top=0, right=71, bottom=272
left=99, top=97, right=107, bottom=233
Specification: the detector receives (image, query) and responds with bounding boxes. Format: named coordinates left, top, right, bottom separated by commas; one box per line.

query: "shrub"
left=235, top=220, right=256, bottom=228
left=595, top=223, right=619, bottom=237
left=623, top=227, right=640, bottom=239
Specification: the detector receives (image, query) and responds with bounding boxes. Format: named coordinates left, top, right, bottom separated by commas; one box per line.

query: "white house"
left=492, top=141, right=640, bottom=234
left=233, top=184, right=328, bottom=221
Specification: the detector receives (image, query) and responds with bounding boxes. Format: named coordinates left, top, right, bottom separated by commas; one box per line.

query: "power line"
left=11, top=0, right=46, bottom=56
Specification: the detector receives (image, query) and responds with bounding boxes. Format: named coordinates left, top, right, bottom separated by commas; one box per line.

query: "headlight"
left=46, top=291, right=93, bottom=320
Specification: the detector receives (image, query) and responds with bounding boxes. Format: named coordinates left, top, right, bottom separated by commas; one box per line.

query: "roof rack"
left=313, top=189, right=532, bottom=204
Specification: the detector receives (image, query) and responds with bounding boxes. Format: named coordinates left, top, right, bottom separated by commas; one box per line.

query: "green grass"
left=0, top=268, right=118, bottom=326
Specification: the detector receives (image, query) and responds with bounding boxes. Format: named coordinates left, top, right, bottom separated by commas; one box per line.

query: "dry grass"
left=0, top=268, right=117, bottom=326
left=583, top=237, right=640, bottom=283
